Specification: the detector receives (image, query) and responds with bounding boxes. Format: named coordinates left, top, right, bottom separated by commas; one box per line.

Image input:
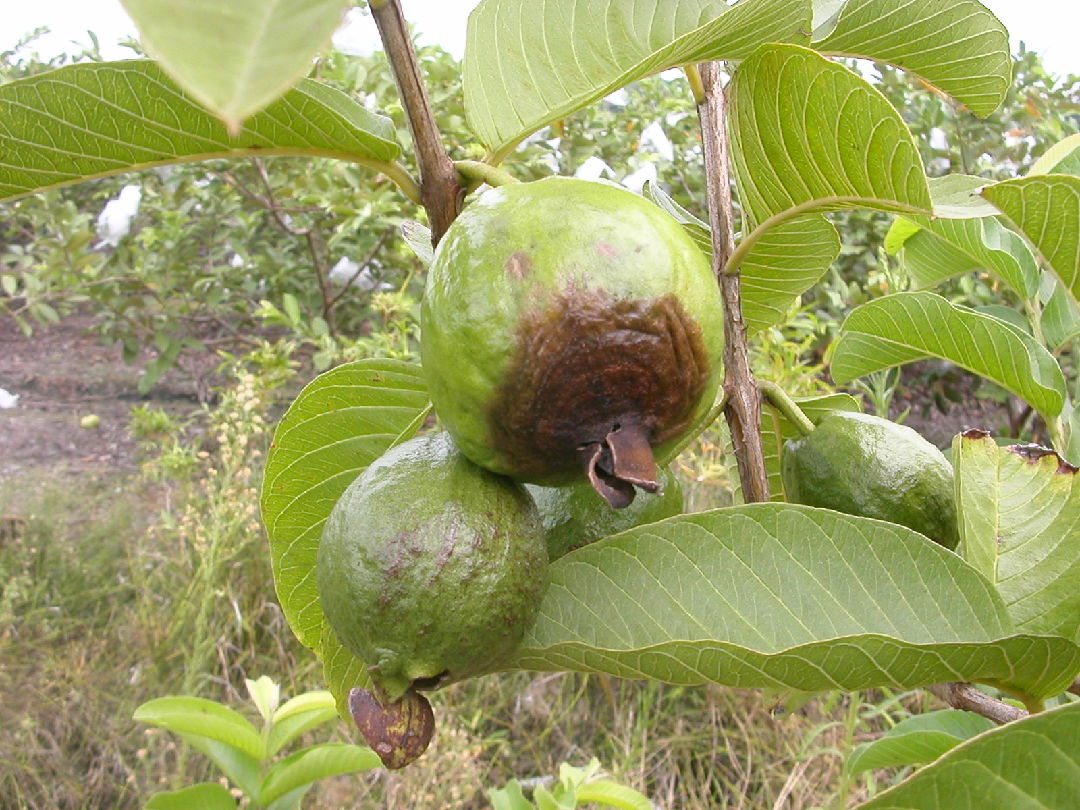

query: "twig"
left=370, top=0, right=462, bottom=243
left=1068, top=677, right=1080, bottom=698
left=303, top=227, right=335, bottom=332
left=926, top=683, right=1027, bottom=725
left=697, top=62, right=770, bottom=503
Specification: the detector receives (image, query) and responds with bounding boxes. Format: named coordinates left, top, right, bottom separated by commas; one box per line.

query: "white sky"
left=4, top=1, right=1078, bottom=77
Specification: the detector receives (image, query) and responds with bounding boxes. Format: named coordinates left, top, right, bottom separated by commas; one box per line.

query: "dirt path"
left=0, top=314, right=203, bottom=479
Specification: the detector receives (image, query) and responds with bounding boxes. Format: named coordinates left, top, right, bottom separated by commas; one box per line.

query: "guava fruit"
left=420, top=177, right=723, bottom=509
left=317, top=432, right=548, bottom=701
left=527, top=467, right=684, bottom=560
left=780, top=411, right=959, bottom=549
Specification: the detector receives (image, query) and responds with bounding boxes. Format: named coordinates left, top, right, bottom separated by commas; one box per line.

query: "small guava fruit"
left=317, top=432, right=548, bottom=701
left=781, top=411, right=959, bottom=549
left=420, top=176, right=723, bottom=509
left=527, top=467, right=684, bottom=560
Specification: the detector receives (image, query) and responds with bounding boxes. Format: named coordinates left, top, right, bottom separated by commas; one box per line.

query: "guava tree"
left=2, top=0, right=1080, bottom=807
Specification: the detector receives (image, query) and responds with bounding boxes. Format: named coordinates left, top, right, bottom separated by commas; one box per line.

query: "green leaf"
left=741, top=215, right=842, bottom=334
left=1041, top=275, right=1080, bottom=351
left=574, top=780, right=653, bottom=810
left=829, top=291, right=1066, bottom=419
left=727, top=43, right=931, bottom=254
left=927, top=174, right=1000, bottom=219
left=982, top=175, right=1080, bottom=310
left=813, top=0, right=1011, bottom=117
left=259, top=743, right=380, bottom=805
left=321, top=620, right=372, bottom=720
left=120, top=0, right=352, bottom=131
left=176, top=736, right=262, bottom=799
left=954, top=432, right=1080, bottom=640
left=246, top=675, right=281, bottom=725
left=761, top=393, right=862, bottom=502
left=511, top=504, right=1080, bottom=699
left=267, top=693, right=338, bottom=758
left=134, top=696, right=264, bottom=760
left=260, top=359, right=429, bottom=653
left=489, top=779, right=535, bottom=810
left=1029, top=133, right=1080, bottom=177
left=463, top=0, right=811, bottom=157
left=401, top=221, right=434, bottom=268
left=644, top=182, right=841, bottom=334
left=145, top=783, right=237, bottom=810
left=846, top=709, right=995, bottom=775
left=854, top=702, right=1080, bottom=810
left=891, top=215, right=1040, bottom=299
left=0, top=61, right=399, bottom=204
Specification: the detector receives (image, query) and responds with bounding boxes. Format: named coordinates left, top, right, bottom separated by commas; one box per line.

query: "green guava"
left=317, top=432, right=549, bottom=701
left=781, top=411, right=959, bottom=549
left=527, top=467, right=684, bottom=560
left=420, top=177, right=723, bottom=509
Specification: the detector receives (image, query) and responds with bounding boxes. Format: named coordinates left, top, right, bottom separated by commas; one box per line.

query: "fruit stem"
left=454, top=160, right=520, bottom=189
left=370, top=0, right=462, bottom=242
left=697, top=62, right=770, bottom=503
left=683, top=65, right=706, bottom=104
left=759, top=381, right=815, bottom=437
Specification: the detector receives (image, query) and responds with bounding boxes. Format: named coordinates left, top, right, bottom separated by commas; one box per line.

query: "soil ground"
left=0, top=313, right=205, bottom=480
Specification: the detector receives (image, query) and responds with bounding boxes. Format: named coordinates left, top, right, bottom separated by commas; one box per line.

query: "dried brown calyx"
left=349, top=685, right=435, bottom=770
left=490, top=288, right=710, bottom=508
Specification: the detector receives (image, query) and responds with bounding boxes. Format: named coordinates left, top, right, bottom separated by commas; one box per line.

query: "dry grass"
left=0, top=460, right=909, bottom=810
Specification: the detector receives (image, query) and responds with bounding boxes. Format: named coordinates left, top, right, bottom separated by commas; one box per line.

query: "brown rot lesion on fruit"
left=349, top=685, right=436, bottom=770
left=488, top=288, right=709, bottom=507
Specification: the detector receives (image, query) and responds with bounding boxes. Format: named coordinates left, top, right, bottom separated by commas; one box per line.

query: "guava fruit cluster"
left=317, top=178, right=719, bottom=767
left=781, top=411, right=959, bottom=549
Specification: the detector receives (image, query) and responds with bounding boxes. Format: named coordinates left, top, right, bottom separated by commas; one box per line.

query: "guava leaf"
left=133, top=696, right=265, bottom=760
left=954, top=432, right=1080, bottom=640
left=260, top=359, right=430, bottom=654
left=813, top=0, right=1010, bottom=118
left=846, top=709, right=995, bottom=775
left=321, top=620, right=372, bottom=720
left=644, top=183, right=841, bottom=334
left=0, top=60, right=399, bottom=204
left=258, top=743, right=380, bottom=805
left=853, top=701, right=1080, bottom=810
left=511, top=504, right=1080, bottom=699
left=760, top=393, right=861, bottom=502
left=927, top=174, right=1000, bottom=219
left=267, top=692, right=338, bottom=757
left=146, top=783, right=237, bottom=810
left=982, top=175, right=1080, bottom=311
left=727, top=43, right=931, bottom=256
left=829, top=291, right=1066, bottom=419
left=120, top=0, right=352, bottom=131
left=888, top=215, right=1040, bottom=299
left=463, top=0, right=810, bottom=157
left=1041, top=275, right=1080, bottom=351
left=740, top=215, right=842, bottom=333
left=1028, top=133, right=1080, bottom=177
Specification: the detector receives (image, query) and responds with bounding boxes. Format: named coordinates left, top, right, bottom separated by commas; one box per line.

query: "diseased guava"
left=527, top=466, right=684, bottom=560
left=781, top=411, right=959, bottom=549
left=317, top=432, right=549, bottom=703
left=420, top=177, right=723, bottom=509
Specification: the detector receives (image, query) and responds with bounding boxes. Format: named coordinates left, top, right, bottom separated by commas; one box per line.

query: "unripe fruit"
left=781, top=411, right=959, bottom=549
left=317, top=432, right=548, bottom=700
left=420, top=177, right=723, bottom=508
